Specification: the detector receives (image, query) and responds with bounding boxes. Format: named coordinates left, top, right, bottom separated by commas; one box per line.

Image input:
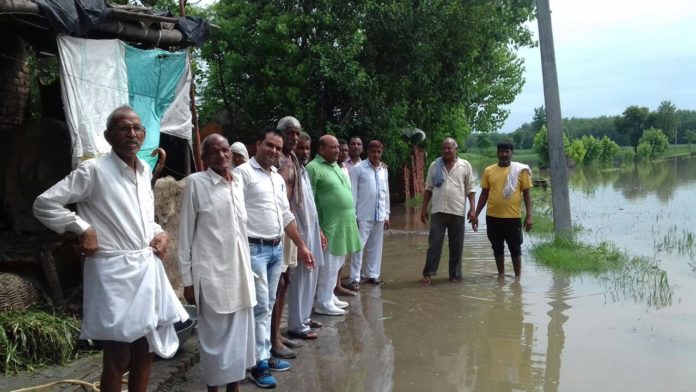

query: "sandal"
left=287, top=329, right=318, bottom=340
left=347, top=281, right=360, bottom=291
left=307, top=319, right=322, bottom=329
left=281, top=336, right=303, bottom=348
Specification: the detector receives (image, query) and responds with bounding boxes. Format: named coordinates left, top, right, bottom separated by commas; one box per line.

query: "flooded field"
left=174, top=156, right=696, bottom=392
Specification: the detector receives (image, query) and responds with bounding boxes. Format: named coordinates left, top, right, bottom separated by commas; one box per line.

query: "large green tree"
left=615, top=105, right=651, bottom=148
left=651, top=100, right=678, bottom=144
left=199, top=0, right=535, bottom=164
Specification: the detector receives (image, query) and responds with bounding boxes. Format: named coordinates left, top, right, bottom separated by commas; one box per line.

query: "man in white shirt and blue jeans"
left=348, top=140, right=390, bottom=290
left=234, top=127, right=315, bottom=389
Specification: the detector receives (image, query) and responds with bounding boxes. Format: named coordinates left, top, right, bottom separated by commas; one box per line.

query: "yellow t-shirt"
left=480, top=163, right=532, bottom=218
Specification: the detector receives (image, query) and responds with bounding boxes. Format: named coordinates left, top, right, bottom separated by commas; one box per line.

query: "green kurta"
left=306, top=155, right=362, bottom=256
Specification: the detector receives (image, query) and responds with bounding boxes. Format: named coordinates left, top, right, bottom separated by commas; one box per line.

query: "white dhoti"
left=81, top=248, right=188, bottom=358
left=287, top=263, right=319, bottom=333
left=350, top=220, right=385, bottom=281
left=198, top=291, right=255, bottom=386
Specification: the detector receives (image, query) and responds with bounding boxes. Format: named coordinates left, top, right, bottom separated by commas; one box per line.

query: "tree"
left=474, top=133, right=492, bottom=154
left=580, top=135, right=602, bottom=162
left=531, top=106, right=546, bottom=133
left=651, top=101, right=679, bottom=144
left=199, top=0, right=536, bottom=167
left=565, top=139, right=586, bottom=165
left=637, top=128, right=669, bottom=159
left=686, top=130, right=696, bottom=151
left=599, top=135, right=620, bottom=162
left=615, top=106, right=651, bottom=148
left=533, top=125, right=550, bottom=166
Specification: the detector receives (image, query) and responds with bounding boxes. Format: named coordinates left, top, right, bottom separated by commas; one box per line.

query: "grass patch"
left=526, top=186, right=554, bottom=234
left=0, top=307, right=81, bottom=375
left=533, top=236, right=623, bottom=273
left=654, top=225, right=696, bottom=270
left=533, top=236, right=673, bottom=309
left=406, top=194, right=423, bottom=208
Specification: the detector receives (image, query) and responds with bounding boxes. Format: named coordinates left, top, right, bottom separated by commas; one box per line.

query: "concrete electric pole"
left=536, top=0, right=572, bottom=234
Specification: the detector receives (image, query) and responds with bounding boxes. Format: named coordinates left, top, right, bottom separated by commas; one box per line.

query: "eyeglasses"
left=111, top=124, right=146, bottom=134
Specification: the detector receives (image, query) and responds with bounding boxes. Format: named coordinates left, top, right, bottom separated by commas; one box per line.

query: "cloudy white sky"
left=502, top=0, right=696, bottom=132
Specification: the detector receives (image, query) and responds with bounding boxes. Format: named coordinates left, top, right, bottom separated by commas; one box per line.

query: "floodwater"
left=173, top=156, right=696, bottom=392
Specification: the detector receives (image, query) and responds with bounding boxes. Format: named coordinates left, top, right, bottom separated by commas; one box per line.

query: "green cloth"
left=306, top=155, right=362, bottom=256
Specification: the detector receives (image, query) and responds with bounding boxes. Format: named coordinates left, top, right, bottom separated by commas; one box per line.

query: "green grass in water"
left=0, top=307, right=81, bottom=375
left=406, top=194, right=423, bottom=208
left=533, top=236, right=624, bottom=273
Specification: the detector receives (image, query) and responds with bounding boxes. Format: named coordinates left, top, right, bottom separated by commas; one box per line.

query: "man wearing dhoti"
left=178, top=134, right=256, bottom=392
left=286, top=132, right=325, bottom=340
left=33, top=106, right=188, bottom=392
left=235, top=127, right=315, bottom=389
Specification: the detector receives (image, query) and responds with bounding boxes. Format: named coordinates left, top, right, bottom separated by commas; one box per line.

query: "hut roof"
left=0, top=0, right=212, bottom=52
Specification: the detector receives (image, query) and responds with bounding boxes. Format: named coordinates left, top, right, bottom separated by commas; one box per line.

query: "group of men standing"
left=32, top=105, right=392, bottom=391
left=31, top=105, right=533, bottom=392
left=419, top=138, right=534, bottom=285
left=181, top=120, right=391, bottom=390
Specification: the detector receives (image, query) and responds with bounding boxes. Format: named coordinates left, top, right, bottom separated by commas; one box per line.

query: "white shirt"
left=350, top=160, right=390, bottom=221
left=424, top=157, right=475, bottom=217
left=234, top=157, right=295, bottom=240
left=344, top=157, right=361, bottom=171
left=33, top=152, right=186, bottom=357
left=33, top=151, right=163, bottom=250
left=178, top=168, right=256, bottom=313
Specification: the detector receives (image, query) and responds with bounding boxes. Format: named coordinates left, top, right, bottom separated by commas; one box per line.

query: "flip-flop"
left=270, top=345, right=296, bottom=359
left=281, top=336, right=303, bottom=348
left=307, top=319, right=322, bottom=329
left=287, top=329, right=318, bottom=340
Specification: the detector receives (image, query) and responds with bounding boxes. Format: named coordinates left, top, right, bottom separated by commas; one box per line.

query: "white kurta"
left=177, top=168, right=256, bottom=385
left=349, top=160, right=390, bottom=281
left=287, top=167, right=323, bottom=333
left=33, top=152, right=187, bottom=357
left=177, top=168, right=256, bottom=312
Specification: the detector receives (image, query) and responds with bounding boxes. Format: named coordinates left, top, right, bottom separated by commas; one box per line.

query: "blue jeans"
left=249, top=242, right=283, bottom=362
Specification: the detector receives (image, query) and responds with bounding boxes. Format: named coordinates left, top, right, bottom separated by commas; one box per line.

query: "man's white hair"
left=277, top=116, right=301, bottom=133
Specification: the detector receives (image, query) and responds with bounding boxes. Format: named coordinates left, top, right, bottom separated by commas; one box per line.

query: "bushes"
left=636, top=127, right=669, bottom=159
left=533, top=126, right=620, bottom=166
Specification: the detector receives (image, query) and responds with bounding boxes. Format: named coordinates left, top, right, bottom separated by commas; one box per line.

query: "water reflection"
left=560, top=155, right=696, bottom=202
left=472, top=280, right=539, bottom=392
left=543, top=276, right=571, bottom=392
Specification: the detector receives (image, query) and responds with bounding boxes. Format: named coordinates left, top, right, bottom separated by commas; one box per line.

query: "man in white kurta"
left=286, top=132, right=325, bottom=339
left=178, top=134, right=256, bottom=392
left=349, top=140, right=390, bottom=289
left=33, top=106, right=187, bottom=392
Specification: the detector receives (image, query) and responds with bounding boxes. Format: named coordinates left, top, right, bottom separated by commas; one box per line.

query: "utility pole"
left=536, top=0, right=572, bottom=234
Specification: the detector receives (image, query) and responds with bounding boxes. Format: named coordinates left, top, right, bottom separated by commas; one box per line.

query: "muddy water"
left=298, top=156, right=696, bottom=392
left=176, top=156, right=696, bottom=392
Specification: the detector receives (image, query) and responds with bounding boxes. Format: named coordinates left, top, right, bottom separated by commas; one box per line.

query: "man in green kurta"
left=306, top=135, right=362, bottom=315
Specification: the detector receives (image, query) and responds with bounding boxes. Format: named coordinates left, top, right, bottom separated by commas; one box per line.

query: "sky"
left=501, top=0, right=696, bottom=132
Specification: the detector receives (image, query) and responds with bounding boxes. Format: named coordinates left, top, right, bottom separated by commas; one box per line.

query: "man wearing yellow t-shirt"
left=473, top=142, right=533, bottom=278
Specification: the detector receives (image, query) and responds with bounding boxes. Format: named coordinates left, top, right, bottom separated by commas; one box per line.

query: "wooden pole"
left=536, top=0, right=572, bottom=234
left=180, top=0, right=204, bottom=172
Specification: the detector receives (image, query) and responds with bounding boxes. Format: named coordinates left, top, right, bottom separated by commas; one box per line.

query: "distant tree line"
left=504, top=101, right=696, bottom=149
left=465, top=101, right=696, bottom=165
